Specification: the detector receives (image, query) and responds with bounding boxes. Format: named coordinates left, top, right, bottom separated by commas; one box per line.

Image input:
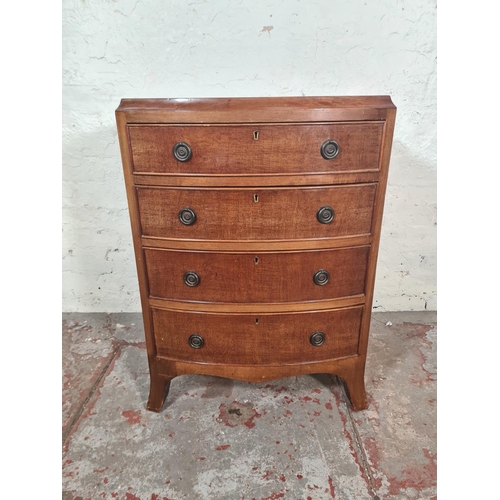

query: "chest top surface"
left=116, top=96, right=396, bottom=123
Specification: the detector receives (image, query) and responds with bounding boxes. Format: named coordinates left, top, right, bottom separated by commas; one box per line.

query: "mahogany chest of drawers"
left=115, top=96, right=396, bottom=412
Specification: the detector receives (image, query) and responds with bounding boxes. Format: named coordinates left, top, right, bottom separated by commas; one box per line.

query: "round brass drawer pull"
left=188, top=334, right=204, bottom=349
left=184, top=271, right=200, bottom=287
left=320, top=139, right=340, bottom=160
left=310, top=331, right=325, bottom=346
left=173, top=142, right=192, bottom=162
left=317, top=206, right=335, bottom=224
left=178, top=207, right=196, bottom=225
left=313, top=269, right=330, bottom=286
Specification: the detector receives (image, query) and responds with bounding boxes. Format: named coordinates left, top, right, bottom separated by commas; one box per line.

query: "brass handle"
left=173, top=142, right=192, bottom=162
left=310, top=331, right=325, bottom=346
left=188, top=334, right=204, bottom=349
left=178, top=207, right=196, bottom=226
left=313, top=269, right=330, bottom=286
left=320, top=140, right=340, bottom=160
left=184, top=271, right=200, bottom=287
left=317, top=206, right=335, bottom=224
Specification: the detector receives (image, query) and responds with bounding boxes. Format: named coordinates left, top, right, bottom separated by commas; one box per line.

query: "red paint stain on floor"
left=299, top=395, right=321, bottom=404
left=405, top=323, right=436, bottom=388
left=312, top=388, right=322, bottom=394
left=362, top=437, right=383, bottom=489
left=262, top=470, right=272, bottom=480
left=94, top=467, right=109, bottom=473
left=325, top=402, right=333, bottom=410
left=121, top=410, right=142, bottom=425
left=297, top=474, right=303, bottom=479
left=264, top=384, right=289, bottom=395
left=218, top=401, right=263, bottom=429
left=406, top=322, right=434, bottom=345
left=387, top=448, right=437, bottom=495
left=244, top=410, right=263, bottom=429
left=125, top=493, right=140, bottom=500
left=215, top=444, right=231, bottom=451
left=279, top=474, right=286, bottom=482
left=410, top=345, right=435, bottom=388
left=261, top=493, right=285, bottom=500
left=327, top=476, right=336, bottom=497
left=363, top=437, right=380, bottom=466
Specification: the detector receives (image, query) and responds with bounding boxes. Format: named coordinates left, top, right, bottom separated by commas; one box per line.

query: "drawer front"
left=152, top=306, right=363, bottom=364
left=137, top=184, right=376, bottom=241
left=128, top=123, right=383, bottom=175
left=145, top=247, right=369, bottom=303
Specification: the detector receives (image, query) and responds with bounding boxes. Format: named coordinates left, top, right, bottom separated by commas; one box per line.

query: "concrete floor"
left=62, top=312, right=436, bottom=500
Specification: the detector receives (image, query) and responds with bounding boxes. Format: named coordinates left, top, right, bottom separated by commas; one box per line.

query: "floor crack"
left=334, top=375, right=381, bottom=500
left=62, top=343, right=121, bottom=446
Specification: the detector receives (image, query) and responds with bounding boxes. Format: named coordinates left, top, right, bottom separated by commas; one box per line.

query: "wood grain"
left=145, top=246, right=369, bottom=303
left=115, top=113, right=158, bottom=359
left=155, top=355, right=368, bottom=411
left=129, top=123, right=383, bottom=175
left=137, top=184, right=377, bottom=241
left=132, top=171, right=380, bottom=188
left=357, top=107, right=397, bottom=360
left=117, top=95, right=395, bottom=123
left=147, top=295, right=366, bottom=313
left=141, top=234, right=372, bottom=251
left=151, top=306, right=363, bottom=365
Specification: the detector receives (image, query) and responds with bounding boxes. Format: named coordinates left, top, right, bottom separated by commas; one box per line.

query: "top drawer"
left=128, top=123, right=383, bottom=175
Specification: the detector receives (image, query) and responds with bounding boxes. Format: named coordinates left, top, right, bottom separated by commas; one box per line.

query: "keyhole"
left=253, top=130, right=259, bottom=140
left=254, top=257, right=259, bottom=265
left=254, top=194, right=259, bottom=202
left=255, top=318, right=259, bottom=324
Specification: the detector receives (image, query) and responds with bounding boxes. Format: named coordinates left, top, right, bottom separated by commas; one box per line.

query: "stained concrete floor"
left=62, top=312, right=436, bottom=500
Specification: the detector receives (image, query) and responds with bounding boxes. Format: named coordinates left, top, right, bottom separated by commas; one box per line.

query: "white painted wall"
left=62, top=0, right=436, bottom=312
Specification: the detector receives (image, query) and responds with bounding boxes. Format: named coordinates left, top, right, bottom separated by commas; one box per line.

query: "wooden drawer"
left=152, top=306, right=363, bottom=364
left=128, top=123, right=383, bottom=175
left=137, top=184, right=376, bottom=241
left=145, top=247, right=369, bottom=303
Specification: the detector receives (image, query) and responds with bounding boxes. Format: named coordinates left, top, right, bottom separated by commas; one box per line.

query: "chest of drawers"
left=115, top=96, right=396, bottom=412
